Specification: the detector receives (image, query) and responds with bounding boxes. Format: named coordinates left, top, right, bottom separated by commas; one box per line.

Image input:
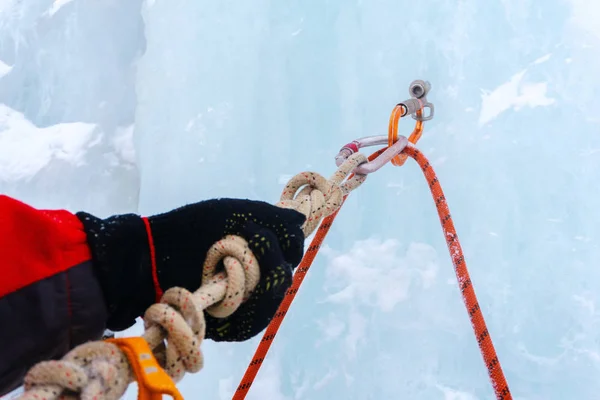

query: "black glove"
left=77, top=198, right=306, bottom=342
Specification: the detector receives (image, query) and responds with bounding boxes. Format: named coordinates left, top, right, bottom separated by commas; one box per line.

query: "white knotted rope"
left=16, top=152, right=368, bottom=400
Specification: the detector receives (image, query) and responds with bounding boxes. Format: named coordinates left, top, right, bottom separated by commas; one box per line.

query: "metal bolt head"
left=409, top=80, right=431, bottom=99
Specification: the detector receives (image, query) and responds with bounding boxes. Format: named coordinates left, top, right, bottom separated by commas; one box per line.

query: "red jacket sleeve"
left=0, top=194, right=92, bottom=297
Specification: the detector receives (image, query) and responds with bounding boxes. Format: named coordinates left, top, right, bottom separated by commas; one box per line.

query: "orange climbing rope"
left=391, top=102, right=511, bottom=399
left=402, top=147, right=512, bottom=400
left=234, top=101, right=512, bottom=399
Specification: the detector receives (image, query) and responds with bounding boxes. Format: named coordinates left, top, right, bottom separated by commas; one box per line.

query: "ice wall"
left=2, top=0, right=600, bottom=399
left=0, top=0, right=144, bottom=215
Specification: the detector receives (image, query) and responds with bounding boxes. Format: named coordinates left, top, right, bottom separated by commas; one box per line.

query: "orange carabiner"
left=106, top=337, right=183, bottom=400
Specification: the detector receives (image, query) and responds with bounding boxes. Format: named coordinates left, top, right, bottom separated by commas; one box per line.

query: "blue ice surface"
left=1, top=0, right=600, bottom=399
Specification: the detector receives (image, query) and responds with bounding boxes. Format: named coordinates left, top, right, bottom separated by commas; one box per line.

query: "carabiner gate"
left=335, top=135, right=409, bottom=175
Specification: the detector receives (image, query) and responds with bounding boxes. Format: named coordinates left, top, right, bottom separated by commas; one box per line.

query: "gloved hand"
left=76, top=198, right=306, bottom=342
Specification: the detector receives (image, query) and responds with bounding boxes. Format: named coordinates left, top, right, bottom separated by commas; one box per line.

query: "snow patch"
left=0, top=104, right=96, bottom=182
left=0, top=60, right=12, bottom=79
left=534, top=53, right=552, bottom=64
left=321, top=239, right=439, bottom=312
left=48, top=0, right=75, bottom=16
left=112, top=124, right=136, bottom=164
left=478, top=69, right=555, bottom=126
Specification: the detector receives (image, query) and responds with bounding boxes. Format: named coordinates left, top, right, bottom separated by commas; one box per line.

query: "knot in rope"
left=142, top=235, right=260, bottom=382
left=20, top=341, right=132, bottom=400
left=277, top=152, right=368, bottom=236
left=16, top=152, right=368, bottom=400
